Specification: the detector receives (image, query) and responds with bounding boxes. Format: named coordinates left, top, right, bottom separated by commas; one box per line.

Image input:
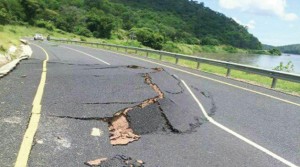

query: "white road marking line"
left=181, top=79, right=298, bottom=167
left=61, top=46, right=111, bottom=65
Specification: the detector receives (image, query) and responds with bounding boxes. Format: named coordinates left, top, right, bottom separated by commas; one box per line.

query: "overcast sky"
left=196, top=0, right=300, bottom=46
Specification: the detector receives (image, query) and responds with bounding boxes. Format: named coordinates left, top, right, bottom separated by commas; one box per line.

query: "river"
left=195, top=53, right=300, bottom=74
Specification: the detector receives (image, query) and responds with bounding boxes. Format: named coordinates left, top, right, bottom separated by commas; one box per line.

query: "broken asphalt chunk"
left=127, top=102, right=168, bottom=135
left=84, top=155, right=144, bottom=167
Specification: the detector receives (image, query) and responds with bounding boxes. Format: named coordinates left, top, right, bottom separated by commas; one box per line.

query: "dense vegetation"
left=0, top=0, right=262, bottom=50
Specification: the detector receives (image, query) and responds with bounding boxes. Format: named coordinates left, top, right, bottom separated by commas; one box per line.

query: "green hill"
left=278, top=44, right=300, bottom=55
left=1, top=0, right=262, bottom=50
left=263, top=44, right=300, bottom=55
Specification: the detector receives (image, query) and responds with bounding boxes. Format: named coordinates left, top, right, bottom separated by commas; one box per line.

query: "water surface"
left=195, top=53, right=300, bottom=74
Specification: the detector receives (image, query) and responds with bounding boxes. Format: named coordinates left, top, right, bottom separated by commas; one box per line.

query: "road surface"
left=0, top=40, right=299, bottom=167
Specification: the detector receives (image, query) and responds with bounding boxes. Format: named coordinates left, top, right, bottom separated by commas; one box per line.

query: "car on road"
left=34, top=34, right=44, bottom=41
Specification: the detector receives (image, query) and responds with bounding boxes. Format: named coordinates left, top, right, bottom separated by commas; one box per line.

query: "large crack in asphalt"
left=46, top=65, right=205, bottom=147
left=83, top=102, right=141, bottom=105
left=164, top=74, right=184, bottom=95
left=108, top=73, right=165, bottom=145
left=192, top=86, right=217, bottom=117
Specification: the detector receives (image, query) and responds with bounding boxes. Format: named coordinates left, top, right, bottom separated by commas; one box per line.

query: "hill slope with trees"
left=263, top=44, right=300, bottom=55
left=278, top=44, right=300, bottom=55
left=1, top=0, right=262, bottom=50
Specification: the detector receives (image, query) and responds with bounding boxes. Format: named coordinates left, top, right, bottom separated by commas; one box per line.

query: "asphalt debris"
left=85, top=155, right=144, bottom=167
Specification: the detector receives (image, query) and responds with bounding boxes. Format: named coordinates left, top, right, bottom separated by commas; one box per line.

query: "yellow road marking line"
left=182, top=80, right=298, bottom=167
left=61, top=46, right=111, bottom=65
left=14, top=43, right=49, bottom=167
left=74, top=45, right=300, bottom=107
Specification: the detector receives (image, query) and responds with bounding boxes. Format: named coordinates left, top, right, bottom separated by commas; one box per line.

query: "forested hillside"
left=0, top=0, right=262, bottom=50
left=263, top=44, right=300, bottom=55
left=278, top=44, right=300, bottom=55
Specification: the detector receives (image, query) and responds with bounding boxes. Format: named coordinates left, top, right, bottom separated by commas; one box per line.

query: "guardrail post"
left=226, top=68, right=231, bottom=77
left=159, top=54, right=162, bottom=60
left=146, top=51, right=149, bottom=57
left=175, top=57, right=179, bottom=64
left=271, top=78, right=277, bottom=88
left=197, top=62, right=201, bottom=69
left=135, top=49, right=138, bottom=54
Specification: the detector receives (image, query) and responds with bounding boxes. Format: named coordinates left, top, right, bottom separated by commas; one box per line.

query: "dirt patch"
left=109, top=109, right=140, bottom=146
left=144, top=73, right=164, bottom=99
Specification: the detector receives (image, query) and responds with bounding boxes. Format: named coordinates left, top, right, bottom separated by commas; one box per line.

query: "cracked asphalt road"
left=0, top=40, right=300, bottom=167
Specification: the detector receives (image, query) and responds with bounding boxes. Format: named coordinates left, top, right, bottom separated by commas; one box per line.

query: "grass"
left=0, top=25, right=82, bottom=54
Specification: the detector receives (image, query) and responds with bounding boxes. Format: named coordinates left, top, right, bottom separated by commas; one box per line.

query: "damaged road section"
left=40, top=63, right=206, bottom=147
left=28, top=59, right=216, bottom=166
left=108, top=73, right=165, bottom=146
left=107, top=68, right=206, bottom=145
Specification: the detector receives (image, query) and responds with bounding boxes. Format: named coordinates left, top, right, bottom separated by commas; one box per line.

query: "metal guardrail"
left=51, top=38, right=300, bottom=89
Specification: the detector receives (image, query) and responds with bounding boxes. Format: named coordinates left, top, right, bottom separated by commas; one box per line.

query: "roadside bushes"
left=0, top=8, right=11, bottom=25
left=223, top=46, right=238, bottom=53
left=131, top=28, right=164, bottom=50
left=268, top=48, right=282, bottom=55
left=162, top=41, right=181, bottom=53
left=35, top=20, right=55, bottom=30
left=273, top=61, right=294, bottom=72
left=201, top=37, right=220, bottom=46
left=74, top=26, right=93, bottom=37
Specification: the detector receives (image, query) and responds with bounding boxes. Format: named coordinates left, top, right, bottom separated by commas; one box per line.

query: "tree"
left=269, top=48, right=281, bottom=55
left=131, top=27, right=164, bottom=50
left=55, top=6, right=84, bottom=32
left=0, top=8, right=10, bottom=25
left=122, top=11, right=138, bottom=30
left=86, top=9, right=115, bottom=38
left=20, top=0, right=43, bottom=24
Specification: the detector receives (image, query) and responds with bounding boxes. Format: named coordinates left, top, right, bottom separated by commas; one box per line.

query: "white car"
left=34, top=34, right=44, bottom=41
